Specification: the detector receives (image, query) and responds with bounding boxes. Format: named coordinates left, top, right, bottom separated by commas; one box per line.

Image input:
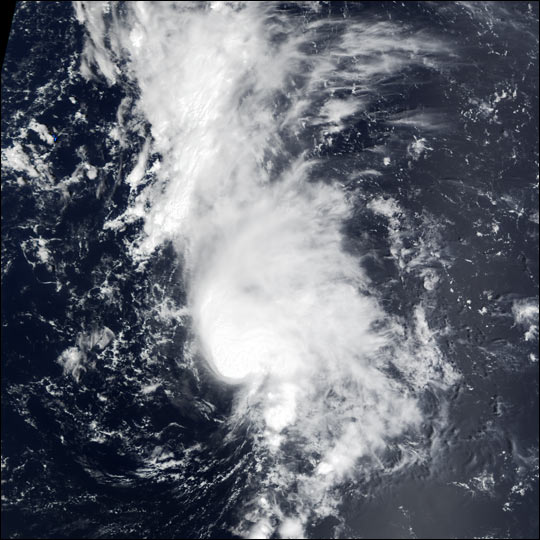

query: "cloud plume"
left=76, top=2, right=457, bottom=536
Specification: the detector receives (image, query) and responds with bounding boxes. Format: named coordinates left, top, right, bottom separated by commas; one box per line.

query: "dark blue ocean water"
left=1, top=2, right=538, bottom=538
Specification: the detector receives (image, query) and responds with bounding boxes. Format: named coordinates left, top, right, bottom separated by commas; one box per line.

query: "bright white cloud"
left=76, top=2, right=457, bottom=536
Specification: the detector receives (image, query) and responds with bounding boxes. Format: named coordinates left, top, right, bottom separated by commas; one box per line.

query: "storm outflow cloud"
left=75, top=2, right=457, bottom=536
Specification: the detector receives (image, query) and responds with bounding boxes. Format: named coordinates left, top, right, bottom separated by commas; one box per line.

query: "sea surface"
left=1, top=2, right=538, bottom=538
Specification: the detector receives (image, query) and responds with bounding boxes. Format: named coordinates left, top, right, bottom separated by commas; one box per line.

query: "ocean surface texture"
left=1, top=2, right=538, bottom=539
